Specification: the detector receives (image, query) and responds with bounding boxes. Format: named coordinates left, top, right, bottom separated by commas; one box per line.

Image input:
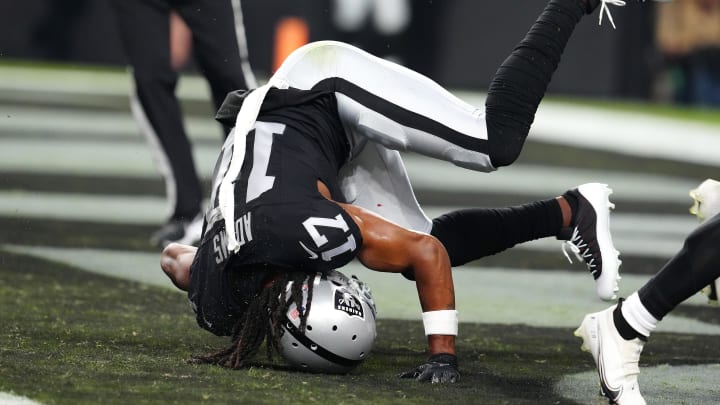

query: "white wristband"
left=421, top=310, right=458, bottom=336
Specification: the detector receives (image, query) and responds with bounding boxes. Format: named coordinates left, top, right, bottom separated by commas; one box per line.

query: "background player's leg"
left=110, top=0, right=203, bottom=244
left=178, top=0, right=256, bottom=131
left=637, top=214, right=720, bottom=320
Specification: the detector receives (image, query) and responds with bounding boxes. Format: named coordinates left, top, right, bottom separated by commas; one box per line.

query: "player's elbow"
left=411, top=234, right=450, bottom=274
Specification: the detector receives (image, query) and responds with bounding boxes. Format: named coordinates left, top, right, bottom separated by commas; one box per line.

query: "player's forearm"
left=410, top=237, right=457, bottom=355
left=411, top=237, right=455, bottom=312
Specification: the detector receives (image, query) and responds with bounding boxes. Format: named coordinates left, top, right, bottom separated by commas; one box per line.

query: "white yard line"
left=0, top=190, right=698, bottom=257
left=455, top=90, right=720, bottom=167
left=0, top=392, right=43, bottom=405
left=533, top=102, right=720, bottom=167
left=0, top=105, right=221, bottom=141
left=0, top=65, right=210, bottom=101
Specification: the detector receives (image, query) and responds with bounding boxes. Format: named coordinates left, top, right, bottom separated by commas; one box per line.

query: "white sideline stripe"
left=2, top=192, right=696, bottom=229
left=2, top=245, right=175, bottom=290
left=4, top=98, right=720, bottom=170
left=423, top=207, right=698, bottom=236
left=0, top=138, right=221, bottom=179
left=0, top=66, right=212, bottom=101
left=534, top=102, right=720, bottom=168
left=405, top=159, right=701, bottom=203
left=0, top=137, right=701, bottom=204
left=0, top=105, right=221, bottom=141
left=0, top=392, right=43, bottom=405
left=2, top=85, right=720, bottom=168
left=455, top=91, right=720, bottom=167
left=0, top=191, right=168, bottom=225
left=3, top=244, right=717, bottom=336
left=0, top=190, right=695, bottom=257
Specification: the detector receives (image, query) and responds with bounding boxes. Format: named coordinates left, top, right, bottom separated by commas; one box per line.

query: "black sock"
left=613, top=298, right=648, bottom=342
left=556, top=189, right=579, bottom=240
left=561, top=190, right=579, bottom=220
left=431, top=198, right=563, bottom=267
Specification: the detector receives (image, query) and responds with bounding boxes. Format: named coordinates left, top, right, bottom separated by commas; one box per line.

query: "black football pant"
left=638, top=213, right=720, bottom=320
left=485, top=0, right=588, bottom=168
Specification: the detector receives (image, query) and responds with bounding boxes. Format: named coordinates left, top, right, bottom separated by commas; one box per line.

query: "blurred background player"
left=109, top=0, right=257, bottom=248
left=575, top=178, right=720, bottom=405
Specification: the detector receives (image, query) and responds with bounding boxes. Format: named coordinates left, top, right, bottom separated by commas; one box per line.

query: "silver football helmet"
left=278, top=270, right=377, bottom=374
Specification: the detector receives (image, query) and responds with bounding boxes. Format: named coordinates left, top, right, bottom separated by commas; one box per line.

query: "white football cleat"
left=575, top=305, right=646, bottom=405
left=561, top=183, right=621, bottom=301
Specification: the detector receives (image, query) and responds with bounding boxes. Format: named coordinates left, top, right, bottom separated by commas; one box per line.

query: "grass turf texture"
left=2, top=251, right=719, bottom=405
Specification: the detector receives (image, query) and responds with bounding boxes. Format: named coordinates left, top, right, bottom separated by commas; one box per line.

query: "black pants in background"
left=111, top=0, right=256, bottom=221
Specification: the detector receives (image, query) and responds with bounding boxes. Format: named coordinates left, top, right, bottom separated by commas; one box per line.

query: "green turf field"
left=2, top=64, right=720, bottom=404
left=5, top=252, right=720, bottom=405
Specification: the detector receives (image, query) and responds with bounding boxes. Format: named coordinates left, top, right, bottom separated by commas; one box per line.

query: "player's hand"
left=398, top=353, right=460, bottom=383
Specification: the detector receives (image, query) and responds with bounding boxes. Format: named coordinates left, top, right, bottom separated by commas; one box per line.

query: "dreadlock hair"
left=190, top=270, right=316, bottom=369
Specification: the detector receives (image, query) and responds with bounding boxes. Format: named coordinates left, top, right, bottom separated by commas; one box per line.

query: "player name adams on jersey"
left=188, top=88, right=364, bottom=336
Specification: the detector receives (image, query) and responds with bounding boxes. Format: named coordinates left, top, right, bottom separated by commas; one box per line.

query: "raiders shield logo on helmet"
left=334, top=288, right=364, bottom=318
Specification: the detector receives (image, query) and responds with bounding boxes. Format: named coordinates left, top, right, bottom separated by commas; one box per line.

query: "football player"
left=161, top=0, right=626, bottom=383
left=575, top=178, right=720, bottom=404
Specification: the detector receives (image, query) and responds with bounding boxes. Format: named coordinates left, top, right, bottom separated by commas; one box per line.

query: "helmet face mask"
left=277, top=270, right=377, bottom=374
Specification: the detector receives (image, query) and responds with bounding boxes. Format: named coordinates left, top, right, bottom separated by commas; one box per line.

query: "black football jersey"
left=188, top=90, right=363, bottom=335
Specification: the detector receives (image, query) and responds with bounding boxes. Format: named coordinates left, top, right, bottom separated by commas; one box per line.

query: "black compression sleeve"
left=430, top=198, right=563, bottom=267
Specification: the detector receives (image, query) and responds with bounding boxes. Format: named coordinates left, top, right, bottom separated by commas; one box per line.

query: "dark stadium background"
left=0, top=0, right=654, bottom=98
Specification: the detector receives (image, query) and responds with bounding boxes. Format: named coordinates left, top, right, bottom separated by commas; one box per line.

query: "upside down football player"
left=160, top=0, right=628, bottom=383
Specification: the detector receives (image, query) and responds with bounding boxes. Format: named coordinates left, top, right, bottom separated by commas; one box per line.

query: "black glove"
left=398, top=353, right=460, bottom=383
